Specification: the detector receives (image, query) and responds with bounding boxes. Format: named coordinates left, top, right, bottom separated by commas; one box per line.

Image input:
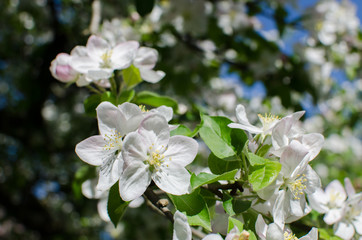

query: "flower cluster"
left=229, top=104, right=324, bottom=229
left=50, top=35, right=164, bottom=87
left=309, top=178, right=362, bottom=240
left=75, top=101, right=198, bottom=201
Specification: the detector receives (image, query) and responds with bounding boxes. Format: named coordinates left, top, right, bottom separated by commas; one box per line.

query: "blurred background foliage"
left=0, top=0, right=361, bottom=239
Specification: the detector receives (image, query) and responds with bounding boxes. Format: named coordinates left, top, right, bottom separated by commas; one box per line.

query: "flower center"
left=147, top=144, right=166, bottom=171
left=288, top=174, right=308, bottom=200
left=100, top=50, right=113, bottom=68
left=284, top=231, right=298, bottom=240
left=327, top=190, right=344, bottom=208
left=103, top=129, right=123, bottom=151
left=232, top=230, right=250, bottom=240
left=257, top=113, right=280, bottom=132
left=139, top=105, right=149, bottom=112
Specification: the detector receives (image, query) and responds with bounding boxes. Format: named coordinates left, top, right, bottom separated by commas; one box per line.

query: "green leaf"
left=248, top=231, right=257, bottom=240
left=169, top=190, right=211, bottom=231
left=83, top=94, right=102, bottom=117
left=134, top=91, right=178, bottom=111
left=107, top=182, right=129, bottom=227
left=171, top=125, right=192, bottom=137
left=118, top=89, right=135, bottom=103
left=319, top=229, right=343, bottom=240
left=208, top=152, right=242, bottom=175
left=248, top=155, right=281, bottom=191
left=223, top=192, right=251, bottom=216
left=256, top=144, right=272, bottom=158
left=199, top=115, right=239, bottom=159
left=122, top=65, right=142, bottom=89
left=190, top=169, right=239, bottom=190
left=135, top=0, right=155, bottom=16
left=101, top=91, right=117, bottom=105
left=227, top=217, right=244, bottom=233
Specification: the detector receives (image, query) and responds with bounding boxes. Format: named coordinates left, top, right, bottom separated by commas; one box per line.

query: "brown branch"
left=143, top=187, right=174, bottom=223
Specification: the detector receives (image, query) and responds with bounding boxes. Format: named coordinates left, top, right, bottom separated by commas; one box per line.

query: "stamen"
left=284, top=231, right=298, bottom=240
left=103, top=129, right=123, bottom=150
left=100, top=50, right=113, bottom=68
left=139, top=105, right=149, bottom=112
left=289, top=174, right=308, bottom=200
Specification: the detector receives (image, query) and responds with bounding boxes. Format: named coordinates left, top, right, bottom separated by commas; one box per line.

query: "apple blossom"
left=71, top=35, right=139, bottom=81
left=133, top=47, right=165, bottom=83
left=255, top=214, right=318, bottom=240
left=75, top=101, right=144, bottom=191
left=119, top=114, right=198, bottom=201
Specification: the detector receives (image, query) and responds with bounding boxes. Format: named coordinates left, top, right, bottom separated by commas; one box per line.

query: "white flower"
left=133, top=47, right=165, bottom=83
left=75, top=101, right=144, bottom=191
left=119, top=114, right=198, bottom=201
left=308, top=179, right=347, bottom=225
left=255, top=214, right=318, bottom=240
left=256, top=141, right=321, bottom=226
left=225, top=227, right=250, bottom=240
left=71, top=35, right=139, bottom=81
left=228, top=104, right=281, bottom=138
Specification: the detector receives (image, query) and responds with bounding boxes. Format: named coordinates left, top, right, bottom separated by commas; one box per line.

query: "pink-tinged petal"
left=86, top=35, right=110, bottom=59
left=202, top=234, right=223, bottom=240
left=255, top=215, right=267, bottom=240
left=266, top=223, right=284, bottom=240
left=173, top=211, right=192, bottom=240
left=96, top=101, right=127, bottom=137
left=111, top=41, right=139, bottom=69
left=75, top=135, right=111, bottom=166
left=344, top=178, right=356, bottom=197
left=280, top=140, right=309, bottom=179
left=153, top=163, right=191, bottom=195
left=122, top=132, right=148, bottom=168
left=324, top=208, right=344, bottom=225
left=149, top=106, right=173, bottom=122
left=97, top=197, right=111, bottom=222
left=300, top=228, right=318, bottom=240
left=325, top=180, right=347, bottom=206
left=119, top=161, right=151, bottom=201
left=140, top=69, right=165, bottom=83
left=163, top=136, right=198, bottom=167
left=334, top=221, right=355, bottom=240
left=96, top=153, right=123, bottom=191
left=134, top=47, right=158, bottom=70
left=307, top=188, right=329, bottom=213
left=138, top=114, right=170, bottom=149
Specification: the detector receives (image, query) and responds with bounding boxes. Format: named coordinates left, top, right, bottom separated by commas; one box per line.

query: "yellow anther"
left=284, top=231, right=298, bottom=240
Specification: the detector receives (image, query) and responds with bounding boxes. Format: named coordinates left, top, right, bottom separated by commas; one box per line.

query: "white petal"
left=307, top=188, right=329, bottom=213
left=325, top=180, right=347, bottom=206
left=81, top=179, right=106, bottom=199
left=300, top=133, right=324, bottom=161
left=122, top=132, right=148, bottom=168
left=140, top=69, right=165, bottom=83
left=344, top=178, right=356, bottom=197
left=70, top=56, right=100, bottom=74
left=228, top=122, right=262, bottom=134
left=86, top=35, right=110, bottom=60
left=96, top=101, right=127, bottom=137
left=117, top=102, right=144, bottom=132
left=134, top=47, right=158, bottom=70
left=75, top=135, right=111, bottom=166
left=334, top=221, right=355, bottom=240
left=280, top=140, right=308, bottom=178
left=96, top=154, right=123, bottom=191
left=255, top=215, right=267, bottom=240
left=300, top=228, right=318, bottom=240
left=266, top=223, right=283, bottom=240
left=164, top=136, right=198, bottom=167
left=353, top=214, right=362, bottom=235
left=149, top=105, right=173, bottom=122
left=324, top=208, right=344, bottom=225
left=153, top=163, right=191, bottom=195
left=138, top=114, right=170, bottom=148
left=111, top=41, right=139, bottom=69
left=202, top=234, right=223, bottom=240
left=128, top=196, right=145, bottom=208
left=97, top=196, right=111, bottom=222
left=173, top=211, right=192, bottom=240
left=272, top=190, right=286, bottom=229
left=304, top=165, right=321, bottom=194
left=119, top=161, right=151, bottom=201
left=87, top=68, right=113, bottom=80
